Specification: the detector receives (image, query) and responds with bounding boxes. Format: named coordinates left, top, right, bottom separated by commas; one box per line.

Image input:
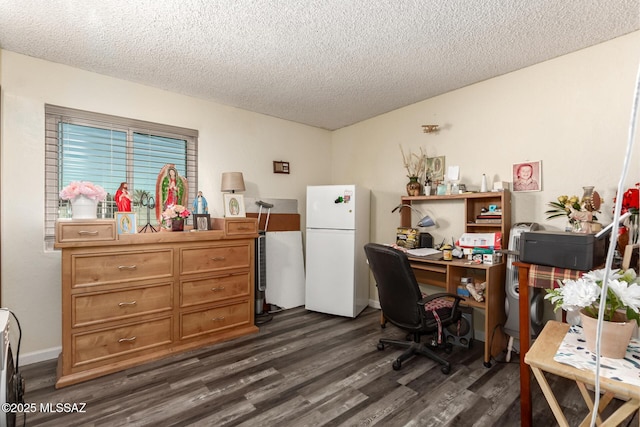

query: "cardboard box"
left=483, top=253, right=496, bottom=265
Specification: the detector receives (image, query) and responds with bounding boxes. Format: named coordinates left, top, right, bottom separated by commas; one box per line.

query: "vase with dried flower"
left=400, top=145, right=427, bottom=196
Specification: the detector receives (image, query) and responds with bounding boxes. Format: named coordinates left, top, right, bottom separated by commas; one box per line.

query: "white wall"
left=332, top=31, right=640, bottom=301
left=0, top=50, right=332, bottom=361
left=3, top=30, right=640, bottom=362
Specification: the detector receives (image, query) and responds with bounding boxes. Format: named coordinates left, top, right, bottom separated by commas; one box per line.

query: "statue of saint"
left=155, top=164, right=188, bottom=223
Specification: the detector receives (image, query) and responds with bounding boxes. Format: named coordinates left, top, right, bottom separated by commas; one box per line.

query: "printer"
left=519, top=230, right=606, bottom=270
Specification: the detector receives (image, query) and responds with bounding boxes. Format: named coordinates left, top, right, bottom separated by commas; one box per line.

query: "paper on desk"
left=407, top=247, right=441, bottom=257
left=554, top=325, right=640, bottom=388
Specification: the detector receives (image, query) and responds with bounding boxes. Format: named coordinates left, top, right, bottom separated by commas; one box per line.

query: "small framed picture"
left=427, top=156, right=445, bottom=182
left=223, top=193, right=246, bottom=218
left=273, top=161, right=290, bottom=174
left=193, top=214, right=211, bottom=231
left=116, top=212, right=137, bottom=234
left=513, top=160, right=542, bottom=192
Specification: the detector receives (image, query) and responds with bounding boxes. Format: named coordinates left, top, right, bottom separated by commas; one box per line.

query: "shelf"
left=399, top=190, right=511, bottom=366
left=401, top=191, right=506, bottom=202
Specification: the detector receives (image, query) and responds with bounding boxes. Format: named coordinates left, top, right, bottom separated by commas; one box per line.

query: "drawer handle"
left=118, top=336, right=137, bottom=343
left=118, top=301, right=137, bottom=307
left=210, top=286, right=226, bottom=292
left=118, top=265, right=138, bottom=270
left=211, top=317, right=225, bottom=322
left=77, top=230, right=99, bottom=235
left=210, top=256, right=226, bottom=261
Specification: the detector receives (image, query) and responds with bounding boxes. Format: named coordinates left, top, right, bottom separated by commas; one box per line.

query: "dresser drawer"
left=180, top=244, right=251, bottom=275
left=71, top=249, right=173, bottom=288
left=72, top=284, right=172, bottom=327
left=72, top=317, right=172, bottom=367
left=57, top=220, right=116, bottom=243
left=180, top=301, right=251, bottom=339
left=180, top=273, right=250, bottom=307
left=212, top=218, right=258, bottom=236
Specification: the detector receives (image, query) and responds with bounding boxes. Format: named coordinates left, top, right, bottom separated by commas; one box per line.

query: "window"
left=45, top=105, right=198, bottom=247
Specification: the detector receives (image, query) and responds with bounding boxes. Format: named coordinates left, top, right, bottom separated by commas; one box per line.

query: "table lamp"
left=221, top=172, right=245, bottom=193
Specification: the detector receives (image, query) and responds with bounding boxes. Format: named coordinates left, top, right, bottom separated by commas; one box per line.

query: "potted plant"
left=545, top=267, right=640, bottom=358
left=545, top=189, right=601, bottom=233
left=161, top=204, right=191, bottom=231
left=59, top=181, right=107, bottom=219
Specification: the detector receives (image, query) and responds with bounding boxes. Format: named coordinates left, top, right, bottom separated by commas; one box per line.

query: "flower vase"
left=70, top=195, right=98, bottom=219
left=406, top=177, right=422, bottom=196
left=579, top=309, right=635, bottom=359
left=171, top=219, right=184, bottom=232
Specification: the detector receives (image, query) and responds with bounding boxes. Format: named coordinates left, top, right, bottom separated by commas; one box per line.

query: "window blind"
left=45, top=105, right=198, bottom=248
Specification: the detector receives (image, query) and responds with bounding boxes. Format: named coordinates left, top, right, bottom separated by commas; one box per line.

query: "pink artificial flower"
left=59, top=181, right=107, bottom=201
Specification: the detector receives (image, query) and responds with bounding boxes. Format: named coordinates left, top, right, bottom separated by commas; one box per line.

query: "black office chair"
left=364, top=243, right=463, bottom=374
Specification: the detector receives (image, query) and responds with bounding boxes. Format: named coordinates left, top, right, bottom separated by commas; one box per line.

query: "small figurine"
left=115, top=182, right=132, bottom=212
left=193, top=191, right=208, bottom=214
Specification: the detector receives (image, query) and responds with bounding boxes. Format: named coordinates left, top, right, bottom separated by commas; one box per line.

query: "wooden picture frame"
left=223, top=193, right=246, bottom=218
left=116, top=212, right=137, bottom=234
left=273, top=161, right=290, bottom=174
left=193, top=214, right=211, bottom=231
left=512, top=160, right=542, bottom=192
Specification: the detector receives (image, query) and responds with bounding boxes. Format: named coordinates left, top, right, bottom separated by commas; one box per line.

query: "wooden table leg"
left=517, top=263, right=532, bottom=426
left=530, top=366, right=571, bottom=427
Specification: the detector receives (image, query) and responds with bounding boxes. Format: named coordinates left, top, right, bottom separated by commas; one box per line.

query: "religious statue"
left=193, top=191, right=208, bottom=214
left=155, top=164, right=188, bottom=224
left=115, top=182, right=132, bottom=212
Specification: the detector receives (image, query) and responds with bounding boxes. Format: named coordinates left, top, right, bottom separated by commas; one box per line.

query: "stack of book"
left=476, top=210, right=502, bottom=224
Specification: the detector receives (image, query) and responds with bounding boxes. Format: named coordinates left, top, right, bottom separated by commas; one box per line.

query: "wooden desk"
left=408, top=256, right=507, bottom=367
left=525, top=321, right=640, bottom=426
left=516, top=262, right=584, bottom=426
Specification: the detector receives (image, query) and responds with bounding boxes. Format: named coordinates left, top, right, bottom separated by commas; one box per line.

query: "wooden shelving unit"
left=399, top=191, right=512, bottom=366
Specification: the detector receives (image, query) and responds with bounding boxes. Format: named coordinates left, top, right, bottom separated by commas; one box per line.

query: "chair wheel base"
left=393, top=359, right=402, bottom=370
left=441, top=365, right=451, bottom=374
left=377, top=342, right=385, bottom=351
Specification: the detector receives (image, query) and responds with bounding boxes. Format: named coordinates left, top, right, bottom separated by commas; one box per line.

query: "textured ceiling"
left=0, top=1, right=639, bottom=130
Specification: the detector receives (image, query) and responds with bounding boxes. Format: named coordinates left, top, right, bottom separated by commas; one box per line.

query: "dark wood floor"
left=15, top=307, right=638, bottom=426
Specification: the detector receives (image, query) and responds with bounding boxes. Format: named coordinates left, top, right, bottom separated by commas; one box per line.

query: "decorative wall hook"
left=422, top=125, right=439, bottom=133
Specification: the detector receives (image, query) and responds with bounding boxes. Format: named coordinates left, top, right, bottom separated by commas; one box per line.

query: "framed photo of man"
left=513, top=161, right=542, bottom=192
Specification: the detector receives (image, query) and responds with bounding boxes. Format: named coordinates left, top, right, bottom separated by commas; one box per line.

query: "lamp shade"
left=221, top=172, right=246, bottom=193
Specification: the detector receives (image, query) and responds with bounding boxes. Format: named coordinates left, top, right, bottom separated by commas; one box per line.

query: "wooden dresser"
left=54, top=217, right=259, bottom=388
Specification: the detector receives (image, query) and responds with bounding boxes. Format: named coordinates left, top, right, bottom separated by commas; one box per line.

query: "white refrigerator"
left=305, top=185, right=370, bottom=317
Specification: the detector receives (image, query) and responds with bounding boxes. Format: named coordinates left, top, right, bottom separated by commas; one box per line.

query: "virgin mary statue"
left=155, top=164, right=188, bottom=223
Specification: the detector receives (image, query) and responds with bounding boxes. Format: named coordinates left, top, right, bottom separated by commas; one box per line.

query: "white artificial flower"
left=583, top=268, right=623, bottom=283
left=608, top=279, right=640, bottom=313
left=546, top=278, right=600, bottom=311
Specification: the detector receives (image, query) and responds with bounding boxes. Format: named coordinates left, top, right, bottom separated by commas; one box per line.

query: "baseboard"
left=368, top=299, right=381, bottom=310
left=20, top=346, right=60, bottom=366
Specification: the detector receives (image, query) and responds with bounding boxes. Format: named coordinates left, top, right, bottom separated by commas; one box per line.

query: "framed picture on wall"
left=223, top=194, right=246, bottom=218
left=116, top=212, right=137, bottom=234
left=512, top=160, right=542, bottom=192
